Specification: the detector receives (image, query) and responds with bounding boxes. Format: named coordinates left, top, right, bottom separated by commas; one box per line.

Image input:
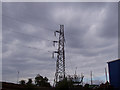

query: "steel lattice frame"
left=53, top=25, right=65, bottom=84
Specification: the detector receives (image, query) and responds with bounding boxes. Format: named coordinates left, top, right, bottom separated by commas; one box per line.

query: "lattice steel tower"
left=52, top=25, right=65, bottom=84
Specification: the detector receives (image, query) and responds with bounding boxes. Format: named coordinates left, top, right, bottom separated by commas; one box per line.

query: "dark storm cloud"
left=2, top=2, right=118, bottom=84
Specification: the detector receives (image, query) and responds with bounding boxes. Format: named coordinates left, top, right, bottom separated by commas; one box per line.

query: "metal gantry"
left=52, top=25, right=65, bottom=84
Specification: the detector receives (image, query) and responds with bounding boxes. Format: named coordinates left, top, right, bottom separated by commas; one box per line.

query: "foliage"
left=19, top=80, right=26, bottom=85
left=35, top=74, right=51, bottom=87
left=84, top=84, right=90, bottom=88
left=56, top=78, right=74, bottom=89
left=26, top=78, right=33, bottom=85
left=19, top=74, right=51, bottom=89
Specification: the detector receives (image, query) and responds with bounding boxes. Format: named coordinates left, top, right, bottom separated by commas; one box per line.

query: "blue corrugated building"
left=108, top=59, right=120, bottom=89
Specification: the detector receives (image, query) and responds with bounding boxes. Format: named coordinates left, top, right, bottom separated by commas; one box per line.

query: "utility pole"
left=81, top=73, right=84, bottom=86
left=75, top=67, right=77, bottom=75
left=52, top=25, right=65, bottom=84
left=17, top=71, right=19, bottom=84
left=90, top=71, right=93, bottom=85
left=105, top=67, right=108, bottom=82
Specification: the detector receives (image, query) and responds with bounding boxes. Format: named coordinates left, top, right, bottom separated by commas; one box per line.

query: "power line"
left=2, top=14, right=75, bottom=54
left=2, top=14, right=54, bottom=32
left=3, top=41, right=52, bottom=53
left=2, top=14, right=55, bottom=43
left=64, top=37, right=76, bottom=75
left=3, top=27, right=52, bottom=42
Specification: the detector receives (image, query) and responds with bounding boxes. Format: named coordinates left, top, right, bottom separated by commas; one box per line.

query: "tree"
left=84, top=84, right=89, bottom=88
left=44, top=77, right=48, bottom=83
left=35, top=74, right=43, bottom=86
left=35, top=74, right=51, bottom=87
left=26, top=78, right=33, bottom=85
left=19, top=80, right=26, bottom=85
left=56, top=78, right=74, bottom=89
left=26, top=78, right=36, bottom=90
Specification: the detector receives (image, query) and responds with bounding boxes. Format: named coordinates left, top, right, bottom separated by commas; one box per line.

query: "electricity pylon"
left=52, top=25, right=65, bottom=84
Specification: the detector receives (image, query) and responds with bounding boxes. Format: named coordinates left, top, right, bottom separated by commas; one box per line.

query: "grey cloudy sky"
left=2, top=2, right=118, bottom=85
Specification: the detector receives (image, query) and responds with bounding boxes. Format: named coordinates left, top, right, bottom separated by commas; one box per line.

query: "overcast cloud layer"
left=2, top=0, right=119, bottom=2
left=2, top=2, right=118, bottom=85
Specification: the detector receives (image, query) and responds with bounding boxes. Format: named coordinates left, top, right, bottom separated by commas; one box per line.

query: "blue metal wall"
left=108, top=59, right=120, bottom=89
